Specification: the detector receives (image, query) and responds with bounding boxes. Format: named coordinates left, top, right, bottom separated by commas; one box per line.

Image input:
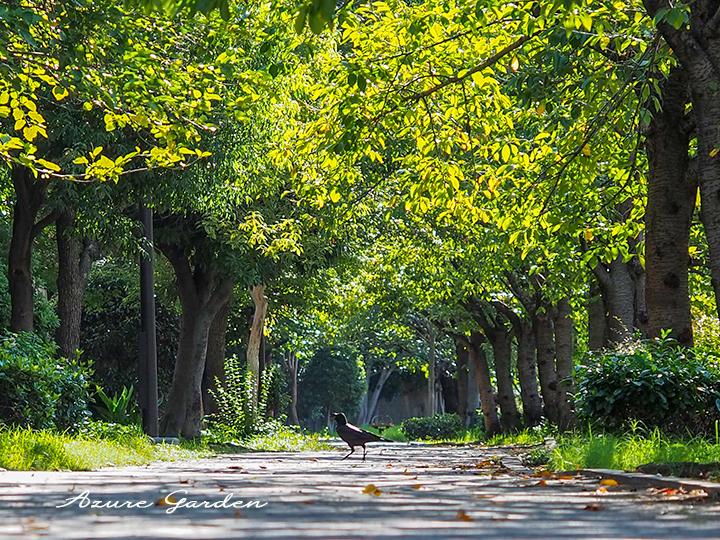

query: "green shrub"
left=0, top=333, right=92, bottom=431
left=79, top=420, right=145, bottom=440
left=401, top=413, right=463, bottom=440
left=93, top=385, right=141, bottom=425
left=575, top=339, right=720, bottom=436
left=206, top=355, right=275, bottom=440
left=298, top=347, right=364, bottom=430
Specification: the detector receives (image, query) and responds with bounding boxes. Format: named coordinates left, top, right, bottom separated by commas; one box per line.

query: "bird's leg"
left=341, top=447, right=355, bottom=460
left=362, top=445, right=367, bottom=461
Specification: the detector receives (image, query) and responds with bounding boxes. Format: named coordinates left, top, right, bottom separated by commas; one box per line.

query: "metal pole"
left=139, top=200, right=159, bottom=437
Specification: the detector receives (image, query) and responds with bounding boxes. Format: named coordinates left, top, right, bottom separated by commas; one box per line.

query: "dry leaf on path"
left=456, top=510, right=474, bottom=521
left=595, top=486, right=609, bottom=495
left=362, top=484, right=382, bottom=496
left=600, top=479, right=619, bottom=487
left=411, top=484, right=423, bottom=490
left=154, top=494, right=178, bottom=506
left=584, top=503, right=604, bottom=511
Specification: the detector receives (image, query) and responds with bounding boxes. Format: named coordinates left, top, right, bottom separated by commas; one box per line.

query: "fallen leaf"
left=386, top=463, right=393, bottom=468
left=234, top=510, right=243, bottom=518
left=411, top=484, right=423, bottom=490
left=600, top=479, right=619, bottom=487
left=362, top=484, right=382, bottom=496
left=536, top=479, right=548, bottom=487
left=179, top=479, right=190, bottom=484
left=659, top=487, right=679, bottom=496
left=532, top=470, right=553, bottom=478
left=555, top=475, right=575, bottom=480
left=688, top=489, right=708, bottom=498
left=456, top=510, right=474, bottom=521
left=155, top=494, right=178, bottom=506
left=595, top=486, right=609, bottom=495
left=584, top=503, right=604, bottom=511
left=228, top=465, right=243, bottom=470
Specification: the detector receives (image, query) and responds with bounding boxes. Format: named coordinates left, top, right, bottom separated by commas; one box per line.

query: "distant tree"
left=299, top=347, right=364, bottom=430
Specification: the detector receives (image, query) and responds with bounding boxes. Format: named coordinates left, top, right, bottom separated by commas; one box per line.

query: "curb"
left=576, top=468, right=720, bottom=497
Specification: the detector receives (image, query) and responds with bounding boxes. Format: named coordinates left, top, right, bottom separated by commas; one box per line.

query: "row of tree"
left=2, top=0, right=719, bottom=436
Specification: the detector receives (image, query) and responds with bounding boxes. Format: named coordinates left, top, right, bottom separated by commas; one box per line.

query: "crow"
left=332, top=412, right=391, bottom=461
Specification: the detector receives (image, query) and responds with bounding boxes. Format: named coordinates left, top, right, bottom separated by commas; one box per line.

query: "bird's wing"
left=346, top=423, right=385, bottom=442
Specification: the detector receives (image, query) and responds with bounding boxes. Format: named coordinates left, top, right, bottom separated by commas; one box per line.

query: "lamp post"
left=139, top=200, right=158, bottom=437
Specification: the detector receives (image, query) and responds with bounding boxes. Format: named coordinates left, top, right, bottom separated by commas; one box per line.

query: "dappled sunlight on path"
left=1, top=443, right=719, bottom=539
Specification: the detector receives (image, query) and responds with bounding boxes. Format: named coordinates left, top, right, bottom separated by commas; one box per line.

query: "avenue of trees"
left=1, top=0, right=719, bottom=438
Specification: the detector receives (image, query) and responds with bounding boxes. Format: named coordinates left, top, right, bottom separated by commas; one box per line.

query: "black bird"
left=332, top=412, right=391, bottom=461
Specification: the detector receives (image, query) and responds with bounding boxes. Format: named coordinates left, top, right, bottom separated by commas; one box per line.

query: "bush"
left=0, top=333, right=92, bottom=431
left=575, top=338, right=720, bottom=436
left=79, top=420, right=145, bottom=440
left=401, top=413, right=463, bottom=440
left=81, top=259, right=178, bottom=396
left=206, top=355, right=275, bottom=440
left=298, top=347, right=364, bottom=429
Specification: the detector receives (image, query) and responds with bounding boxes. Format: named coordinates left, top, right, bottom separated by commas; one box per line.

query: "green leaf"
left=308, top=11, right=324, bottom=34
left=294, top=7, right=307, bottom=34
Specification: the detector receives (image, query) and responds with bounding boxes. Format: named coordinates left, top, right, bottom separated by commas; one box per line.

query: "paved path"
left=1, top=443, right=719, bottom=539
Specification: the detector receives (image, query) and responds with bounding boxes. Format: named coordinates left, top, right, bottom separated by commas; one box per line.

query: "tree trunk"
left=202, top=294, right=232, bottom=416
left=455, top=339, right=470, bottom=426
left=427, top=332, right=436, bottom=415
left=287, top=352, right=300, bottom=425
left=588, top=279, right=607, bottom=351
left=8, top=166, right=48, bottom=332
left=468, top=332, right=501, bottom=436
left=553, top=297, right=576, bottom=429
left=683, top=56, right=720, bottom=323
left=533, top=312, right=559, bottom=424
left=56, top=210, right=96, bottom=358
left=488, top=327, right=520, bottom=432
left=643, top=10, right=720, bottom=325
left=515, top=320, right=543, bottom=427
left=162, top=303, right=214, bottom=437
left=645, top=67, right=694, bottom=345
left=247, top=284, right=268, bottom=404
left=466, top=352, right=480, bottom=422
left=366, top=366, right=393, bottom=425
left=158, top=243, right=233, bottom=437
left=594, top=258, right=636, bottom=345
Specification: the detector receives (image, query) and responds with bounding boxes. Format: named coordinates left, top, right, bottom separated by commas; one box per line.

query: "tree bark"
left=366, top=366, right=394, bottom=425
left=640, top=2, right=720, bottom=324
left=285, top=351, right=300, bottom=425
left=593, top=258, right=635, bottom=345
left=588, top=278, right=607, bottom=351
left=455, top=339, right=470, bottom=426
left=8, top=166, right=49, bottom=332
left=515, top=319, right=543, bottom=427
left=468, top=332, right=501, bottom=436
left=645, top=66, right=694, bottom=345
left=553, top=297, right=576, bottom=429
left=201, top=294, right=232, bottom=417
left=427, top=332, right=436, bottom=415
left=533, top=312, right=560, bottom=424
left=56, top=210, right=96, bottom=358
left=247, top=284, right=268, bottom=405
left=158, top=243, right=233, bottom=437
left=487, top=326, right=520, bottom=432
